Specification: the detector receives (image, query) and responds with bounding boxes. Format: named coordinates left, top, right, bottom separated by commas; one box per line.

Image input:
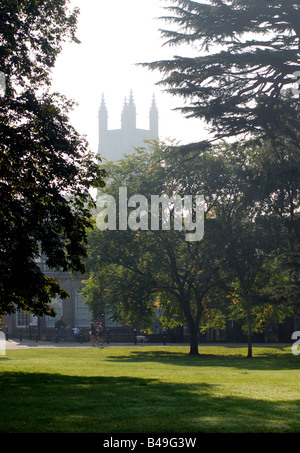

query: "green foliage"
left=84, top=141, right=223, bottom=354
left=143, top=0, right=300, bottom=142
left=0, top=0, right=80, bottom=90
left=84, top=137, right=300, bottom=355
left=0, top=0, right=106, bottom=316
left=134, top=0, right=300, bottom=356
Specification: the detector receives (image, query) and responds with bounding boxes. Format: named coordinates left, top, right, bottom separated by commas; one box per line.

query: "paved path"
left=4, top=338, right=168, bottom=350
left=4, top=338, right=291, bottom=350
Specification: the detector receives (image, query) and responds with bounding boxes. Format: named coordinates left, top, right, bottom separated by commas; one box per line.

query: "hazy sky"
left=51, top=0, right=208, bottom=156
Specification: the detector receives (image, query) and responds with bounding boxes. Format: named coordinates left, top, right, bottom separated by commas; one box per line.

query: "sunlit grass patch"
left=0, top=345, right=299, bottom=433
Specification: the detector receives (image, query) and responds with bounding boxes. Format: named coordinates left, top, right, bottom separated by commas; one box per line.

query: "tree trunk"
left=246, top=308, right=252, bottom=358
left=189, top=324, right=199, bottom=356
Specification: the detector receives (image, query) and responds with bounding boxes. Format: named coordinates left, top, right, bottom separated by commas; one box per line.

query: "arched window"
left=75, top=289, right=91, bottom=327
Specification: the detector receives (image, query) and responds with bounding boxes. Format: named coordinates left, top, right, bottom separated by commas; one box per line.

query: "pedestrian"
left=89, top=322, right=96, bottom=346
left=72, top=326, right=80, bottom=342
left=96, top=322, right=103, bottom=347
left=55, top=316, right=68, bottom=341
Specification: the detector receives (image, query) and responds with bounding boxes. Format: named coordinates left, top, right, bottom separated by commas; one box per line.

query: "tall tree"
left=0, top=1, right=106, bottom=317
left=165, top=139, right=295, bottom=357
left=220, top=217, right=283, bottom=358
left=143, top=0, right=300, bottom=144
left=84, top=141, right=290, bottom=356
left=248, top=134, right=300, bottom=317
left=83, top=142, right=222, bottom=355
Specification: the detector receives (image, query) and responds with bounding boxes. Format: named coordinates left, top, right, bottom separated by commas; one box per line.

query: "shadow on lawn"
left=0, top=371, right=300, bottom=433
left=105, top=348, right=300, bottom=371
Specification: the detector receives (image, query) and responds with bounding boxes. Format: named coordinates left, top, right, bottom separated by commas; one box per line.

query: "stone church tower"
left=98, top=91, right=159, bottom=161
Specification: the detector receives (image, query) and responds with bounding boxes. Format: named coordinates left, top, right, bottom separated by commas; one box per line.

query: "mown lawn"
left=0, top=345, right=300, bottom=433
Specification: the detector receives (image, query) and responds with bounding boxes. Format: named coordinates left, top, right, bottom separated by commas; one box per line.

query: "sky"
left=51, top=0, right=208, bottom=157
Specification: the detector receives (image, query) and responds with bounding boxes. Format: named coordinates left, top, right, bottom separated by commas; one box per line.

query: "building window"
left=75, top=289, right=91, bottom=327
left=16, top=311, right=38, bottom=328
left=45, top=297, right=63, bottom=328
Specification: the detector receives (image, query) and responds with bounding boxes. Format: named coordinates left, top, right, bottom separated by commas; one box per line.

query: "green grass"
left=1, top=345, right=300, bottom=433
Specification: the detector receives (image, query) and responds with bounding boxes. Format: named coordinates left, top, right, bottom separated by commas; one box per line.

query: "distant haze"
left=51, top=0, right=208, bottom=155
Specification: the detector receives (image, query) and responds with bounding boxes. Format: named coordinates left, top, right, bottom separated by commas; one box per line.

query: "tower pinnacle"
left=99, top=92, right=108, bottom=133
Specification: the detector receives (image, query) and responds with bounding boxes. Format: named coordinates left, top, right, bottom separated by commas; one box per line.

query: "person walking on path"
left=89, top=322, right=96, bottom=346
left=55, top=317, right=68, bottom=341
left=72, top=326, right=81, bottom=342
left=96, top=322, right=103, bottom=348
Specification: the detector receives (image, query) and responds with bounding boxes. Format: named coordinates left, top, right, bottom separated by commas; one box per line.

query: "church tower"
left=98, top=91, right=159, bottom=161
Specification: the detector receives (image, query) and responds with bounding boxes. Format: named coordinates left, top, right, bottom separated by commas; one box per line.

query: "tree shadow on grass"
left=0, top=371, right=300, bottom=433
left=105, top=348, right=300, bottom=371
